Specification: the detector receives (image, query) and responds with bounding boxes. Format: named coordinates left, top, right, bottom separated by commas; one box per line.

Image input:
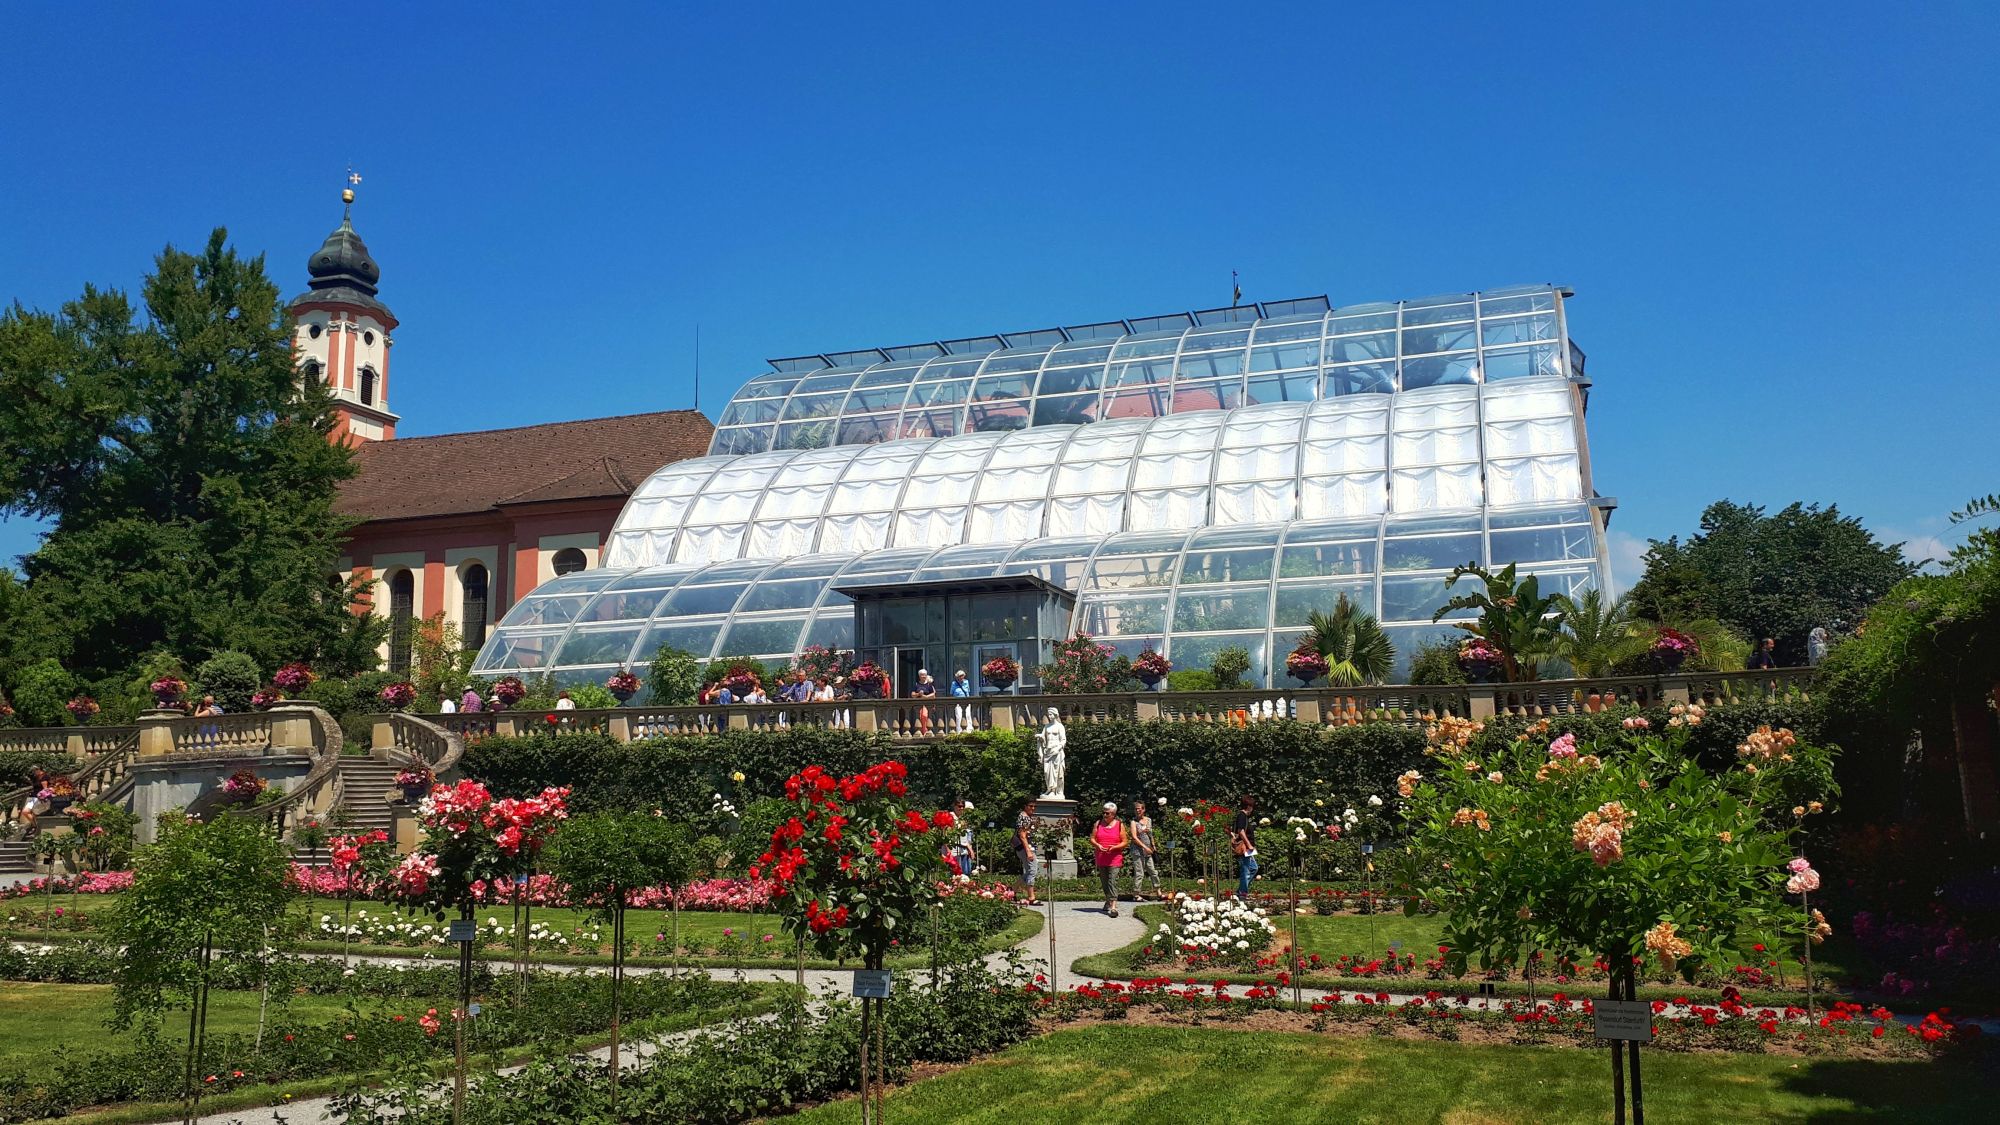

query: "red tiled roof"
left=337, top=410, right=714, bottom=522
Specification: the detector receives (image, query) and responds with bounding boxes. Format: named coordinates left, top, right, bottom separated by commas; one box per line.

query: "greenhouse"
left=474, top=285, right=1614, bottom=690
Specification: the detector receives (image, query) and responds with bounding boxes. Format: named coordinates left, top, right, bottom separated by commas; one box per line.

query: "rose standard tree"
left=752, top=761, right=956, bottom=1125
left=1399, top=709, right=1837, bottom=1119
left=393, top=779, right=569, bottom=1116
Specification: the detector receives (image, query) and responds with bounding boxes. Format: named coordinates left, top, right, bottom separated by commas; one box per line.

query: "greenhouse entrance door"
left=833, top=574, right=1076, bottom=696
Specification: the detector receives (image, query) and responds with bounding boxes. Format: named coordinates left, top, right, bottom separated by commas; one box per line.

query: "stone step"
left=0, top=840, right=33, bottom=874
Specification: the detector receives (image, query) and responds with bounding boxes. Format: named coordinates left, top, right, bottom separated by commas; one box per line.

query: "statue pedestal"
left=1033, top=798, right=1079, bottom=881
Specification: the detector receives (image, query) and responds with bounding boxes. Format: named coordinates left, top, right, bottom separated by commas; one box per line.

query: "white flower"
left=1367, top=795, right=1383, bottom=807
left=1258, top=817, right=1271, bottom=826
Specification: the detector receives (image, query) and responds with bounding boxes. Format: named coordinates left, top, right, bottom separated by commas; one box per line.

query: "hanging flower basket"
left=605, top=669, right=641, bottom=703
left=1285, top=646, right=1330, bottom=686
left=979, top=655, right=1019, bottom=691
left=492, top=676, right=527, bottom=709
left=379, top=681, right=417, bottom=711
left=272, top=662, right=316, bottom=696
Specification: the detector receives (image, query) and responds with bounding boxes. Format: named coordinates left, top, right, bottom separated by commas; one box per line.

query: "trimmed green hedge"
left=0, top=749, right=74, bottom=789
left=462, top=699, right=1829, bottom=820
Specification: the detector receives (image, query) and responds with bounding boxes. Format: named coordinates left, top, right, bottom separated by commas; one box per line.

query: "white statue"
left=1037, top=707, right=1067, bottom=799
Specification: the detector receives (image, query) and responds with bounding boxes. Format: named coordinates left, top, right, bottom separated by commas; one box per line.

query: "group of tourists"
left=1006, top=794, right=1263, bottom=914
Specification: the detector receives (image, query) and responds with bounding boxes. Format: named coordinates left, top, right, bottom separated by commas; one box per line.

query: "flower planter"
left=609, top=688, right=635, bottom=704
left=400, top=784, right=430, bottom=804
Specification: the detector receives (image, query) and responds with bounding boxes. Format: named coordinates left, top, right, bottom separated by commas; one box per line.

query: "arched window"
left=360, top=366, right=378, bottom=406
left=551, top=548, right=588, bottom=576
left=461, top=564, right=489, bottom=650
left=387, top=569, right=415, bottom=672
left=302, top=359, right=324, bottom=383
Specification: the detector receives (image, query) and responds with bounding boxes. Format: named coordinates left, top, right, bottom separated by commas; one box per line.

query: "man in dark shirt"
left=1231, top=795, right=1259, bottom=897
left=1747, top=638, right=1778, bottom=670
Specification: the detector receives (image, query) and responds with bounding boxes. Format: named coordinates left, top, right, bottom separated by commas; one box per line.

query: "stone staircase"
left=333, top=757, right=403, bottom=839
left=0, top=839, right=32, bottom=875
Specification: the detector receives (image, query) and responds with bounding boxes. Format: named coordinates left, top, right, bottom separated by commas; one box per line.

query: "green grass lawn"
left=0, top=982, right=363, bottom=1061
left=789, top=1025, right=1996, bottom=1123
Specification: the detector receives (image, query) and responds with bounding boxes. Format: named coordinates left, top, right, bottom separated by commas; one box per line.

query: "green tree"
left=0, top=229, right=383, bottom=683
left=1407, top=640, right=1469, bottom=686
left=545, top=812, right=693, bottom=1110
left=647, top=645, right=703, bottom=706
left=193, top=649, right=260, bottom=713
left=109, top=814, right=293, bottom=1119
left=1300, top=593, right=1396, bottom=686
left=1433, top=564, right=1571, bottom=682
left=11, top=657, right=75, bottom=726
left=1210, top=646, right=1251, bottom=690
left=1625, top=501, right=1917, bottom=665
left=1553, top=588, right=1644, bottom=677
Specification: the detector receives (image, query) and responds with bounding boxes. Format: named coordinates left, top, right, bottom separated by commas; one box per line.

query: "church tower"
left=291, top=180, right=400, bottom=443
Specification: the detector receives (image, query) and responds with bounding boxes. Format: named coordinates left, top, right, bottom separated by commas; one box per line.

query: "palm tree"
left=1554, top=588, right=1645, bottom=677
left=1433, top=563, right=1572, bottom=682
left=1302, top=594, right=1396, bottom=686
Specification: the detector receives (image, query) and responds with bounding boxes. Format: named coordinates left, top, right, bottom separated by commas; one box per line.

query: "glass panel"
left=845, top=386, right=911, bottom=412
left=774, top=420, right=836, bottom=449
left=1252, top=318, right=1325, bottom=343
left=1326, top=333, right=1396, bottom=364
left=719, top=398, right=784, bottom=425
left=717, top=616, right=807, bottom=656
left=658, top=583, right=749, bottom=616
left=1075, top=594, right=1167, bottom=636
left=1401, top=299, right=1475, bottom=326
left=1102, top=387, right=1171, bottom=419
left=1032, top=394, right=1102, bottom=427
left=1273, top=580, right=1375, bottom=627
left=734, top=578, right=833, bottom=613
left=553, top=627, right=643, bottom=667
left=1175, top=351, right=1244, bottom=381
left=972, top=372, right=1035, bottom=400
left=1108, top=358, right=1176, bottom=386
left=1178, top=544, right=1276, bottom=584
left=1401, top=323, right=1476, bottom=356
left=498, top=595, right=588, bottom=628
left=797, top=372, right=860, bottom=393
left=574, top=589, right=671, bottom=623
left=1481, top=313, right=1558, bottom=346
left=1249, top=340, right=1320, bottom=371
left=898, top=408, right=961, bottom=440
left=638, top=620, right=723, bottom=659
left=1490, top=522, right=1596, bottom=564
left=1327, top=306, right=1398, bottom=335
left=911, top=380, right=970, bottom=406
left=1325, top=363, right=1396, bottom=396
left=711, top=427, right=773, bottom=456
left=1165, top=632, right=1269, bottom=688
left=1382, top=532, right=1482, bottom=572
left=1181, top=327, right=1251, bottom=351
left=836, top=416, right=897, bottom=445
left=1381, top=573, right=1474, bottom=623
left=1479, top=291, right=1557, bottom=316
left=802, top=612, right=855, bottom=650
left=981, top=348, right=1053, bottom=374
left=1481, top=344, right=1562, bottom=382
left=1170, top=380, right=1241, bottom=413
left=1036, top=365, right=1106, bottom=395
left=966, top=401, right=1029, bottom=432
left=479, top=631, right=558, bottom=671
left=1401, top=354, right=1480, bottom=389
left=1111, top=332, right=1186, bottom=358
left=780, top=392, right=846, bottom=420
left=1171, top=588, right=1272, bottom=632
left=1245, top=371, right=1320, bottom=405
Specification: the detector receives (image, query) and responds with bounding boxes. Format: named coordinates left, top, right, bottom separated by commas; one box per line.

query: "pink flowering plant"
left=377, top=681, right=417, bottom=710
left=490, top=675, right=527, bottom=708
left=398, top=779, right=571, bottom=913
left=1399, top=707, right=1838, bottom=986
left=1284, top=644, right=1331, bottom=684
left=272, top=662, right=316, bottom=694
left=1037, top=633, right=1122, bottom=694
left=1133, top=648, right=1172, bottom=683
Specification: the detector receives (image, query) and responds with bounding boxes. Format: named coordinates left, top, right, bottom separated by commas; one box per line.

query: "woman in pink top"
left=1091, top=802, right=1131, bottom=917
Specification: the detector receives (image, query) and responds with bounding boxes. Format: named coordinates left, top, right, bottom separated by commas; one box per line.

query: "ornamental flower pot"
left=609, top=687, right=635, bottom=704
left=1136, top=671, right=1163, bottom=689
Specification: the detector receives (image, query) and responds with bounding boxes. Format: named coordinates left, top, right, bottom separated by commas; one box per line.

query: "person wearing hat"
left=949, top=669, right=973, bottom=732
left=911, top=668, right=937, bottom=735
left=1091, top=801, right=1131, bottom=916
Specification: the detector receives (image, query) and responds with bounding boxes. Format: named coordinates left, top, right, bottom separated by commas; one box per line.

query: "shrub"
left=0, top=750, right=75, bottom=788
left=647, top=646, right=703, bottom=706
left=1211, top=646, right=1251, bottom=689
left=11, top=659, right=76, bottom=727
left=1165, top=669, right=1218, bottom=692
left=193, top=650, right=261, bottom=713
left=1407, top=640, right=1469, bottom=685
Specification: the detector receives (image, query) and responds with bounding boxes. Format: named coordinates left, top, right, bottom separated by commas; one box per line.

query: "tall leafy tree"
left=1626, top=501, right=1916, bottom=666
left=0, top=229, right=381, bottom=681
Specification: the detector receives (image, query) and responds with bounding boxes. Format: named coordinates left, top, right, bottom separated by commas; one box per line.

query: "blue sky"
left=3, top=2, right=1994, bottom=586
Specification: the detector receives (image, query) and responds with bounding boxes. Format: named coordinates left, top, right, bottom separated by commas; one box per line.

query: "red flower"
left=932, top=810, right=956, bottom=830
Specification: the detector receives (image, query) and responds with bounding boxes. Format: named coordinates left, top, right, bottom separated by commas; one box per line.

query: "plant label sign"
left=1593, top=999, right=1654, bottom=1042
left=447, top=919, right=478, bottom=944
left=851, top=969, right=893, bottom=999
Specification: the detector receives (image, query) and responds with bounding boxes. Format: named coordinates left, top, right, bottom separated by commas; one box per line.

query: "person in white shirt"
left=439, top=696, right=458, bottom=714
left=554, top=691, right=577, bottom=711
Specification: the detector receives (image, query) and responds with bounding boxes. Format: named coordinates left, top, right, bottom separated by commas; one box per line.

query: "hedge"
left=0, top=749, right=75, bottom=789
left=461, top=699, right=1829, bottom=822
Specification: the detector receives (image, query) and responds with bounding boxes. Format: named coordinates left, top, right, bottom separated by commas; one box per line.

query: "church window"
left=462, top=564, right=490, bottom=649
left=387, top=569, right=415, bottom=672
left=360, top=366, right=377, bottom=406
left=551, top=548, right=588, bottom=577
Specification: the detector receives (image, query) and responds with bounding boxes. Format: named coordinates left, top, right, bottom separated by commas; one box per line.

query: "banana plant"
left=1433, top=563, right=1573, bottom=682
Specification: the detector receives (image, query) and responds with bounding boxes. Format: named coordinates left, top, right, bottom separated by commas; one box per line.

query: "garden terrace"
left=393, top=666, right=1810, bottom=745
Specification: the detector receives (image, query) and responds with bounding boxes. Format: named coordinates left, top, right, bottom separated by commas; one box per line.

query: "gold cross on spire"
left=342, top=166, right=361, bottom=212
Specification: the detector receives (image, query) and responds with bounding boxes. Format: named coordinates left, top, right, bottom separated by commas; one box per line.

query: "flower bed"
left=0, top=971, right=760, bottom=1121
left=1145, top=894, right=1278, bottom=970
left=0, top=871, right=132, bottom=900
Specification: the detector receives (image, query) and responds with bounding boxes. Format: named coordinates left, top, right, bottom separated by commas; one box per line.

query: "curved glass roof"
left=710, top=285, right=1578, bottom=456
left=476, top=501, right=1603, bottom=689
left=608, top=377, right=1583, bottom=570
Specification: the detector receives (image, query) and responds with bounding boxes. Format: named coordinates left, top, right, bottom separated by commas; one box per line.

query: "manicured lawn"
left=0, top=982, right=362, bottom=1060
left=789, top=1025, right=1997, bottom=1123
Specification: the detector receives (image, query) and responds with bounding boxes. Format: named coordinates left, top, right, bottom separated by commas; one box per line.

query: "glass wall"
left=477, top=500, right=1609, bottom=688
left=709, top=286, right=1573, bottom=456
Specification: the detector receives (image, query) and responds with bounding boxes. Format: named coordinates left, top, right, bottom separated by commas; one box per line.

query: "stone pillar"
left=608, top=713, right=632, bottom=742
left=65, top=731, right=87, bottom=758
left=136, top=709, right=181, bottom=758
left=269, top=703, right=318, bottom=753
left=1660, top=676, right=1691, bottom=705
left=988, top=701, right=1014, bottom=732
left=727, top=708, right=750, bottom=732
left=1468, top=687, right=1497, bottom=722
left=1293, top=693, right=1322, bottom=724
left=1033, top=799, right=1079, bottom=880
left=1135, top=695, right=1162, bottom=721
left=372, top=717, right=397, bottom=754
left=853, top=704, right=878, bottom=734
left=494, top=714, right=520, bottom=738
